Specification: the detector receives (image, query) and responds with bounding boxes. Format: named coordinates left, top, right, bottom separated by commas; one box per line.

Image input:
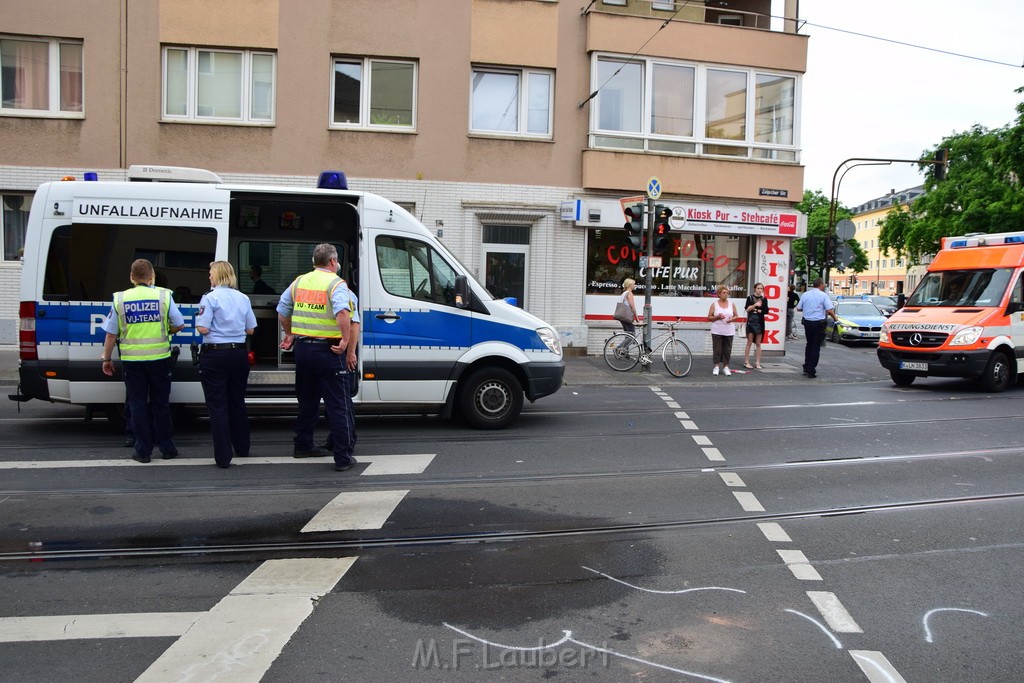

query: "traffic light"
left=934, top=148, right=948, bottom=181
left=806, top=235, right=819, bottom=267
left=826, top=234, right=839, bottom=266
left=653, top=204, right=671, bottom=255
left=623, top=203, right=645, bottom=250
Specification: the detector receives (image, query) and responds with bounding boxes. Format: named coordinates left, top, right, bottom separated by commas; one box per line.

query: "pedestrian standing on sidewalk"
left=707, top=284, right=737, bottom=377
left=786, top=285, right=801, bottom=340
left=797, top=277, right=838, bottom=379
left=743, top=282, right=766, bottom=370
left=195, top=261, right=257, bottom=469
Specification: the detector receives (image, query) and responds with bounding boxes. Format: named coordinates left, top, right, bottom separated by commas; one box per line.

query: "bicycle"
left=603, top=318, right=693, bottom=377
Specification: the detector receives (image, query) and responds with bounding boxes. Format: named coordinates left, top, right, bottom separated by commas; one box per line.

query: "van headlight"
left=536, top=327, right=561, bottom=355
left=949, top=326, right=983, bottom=346
left=879, top=328, right=889, bottom=343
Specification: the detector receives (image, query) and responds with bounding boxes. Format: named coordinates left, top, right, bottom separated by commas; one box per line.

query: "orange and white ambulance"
left=877, top=231, right=1024, bottom=391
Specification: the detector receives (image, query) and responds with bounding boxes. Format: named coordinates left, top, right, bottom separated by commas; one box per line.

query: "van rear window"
left=43, top=223, right=217, bottom=302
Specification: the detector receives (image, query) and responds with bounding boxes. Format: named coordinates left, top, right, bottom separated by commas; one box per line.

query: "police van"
left=877, top=230, right=1024, bottom=392
left=13, top=165, right=564, bottom=428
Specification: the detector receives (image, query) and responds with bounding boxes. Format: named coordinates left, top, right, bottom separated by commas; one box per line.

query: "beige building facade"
left=1, top=0, right=807, bottom=350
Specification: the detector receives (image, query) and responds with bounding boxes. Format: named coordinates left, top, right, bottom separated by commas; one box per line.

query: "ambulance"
left=877, top=231, right=1024, bottom=391
left=11, top=166, right=565, bottom=428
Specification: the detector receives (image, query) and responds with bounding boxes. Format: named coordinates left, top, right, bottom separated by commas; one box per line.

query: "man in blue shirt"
left=796, top=277, right=838, bottom=378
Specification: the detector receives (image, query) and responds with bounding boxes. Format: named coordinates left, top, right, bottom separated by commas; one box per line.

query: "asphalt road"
left=1, top=343, right=1023, bottom=681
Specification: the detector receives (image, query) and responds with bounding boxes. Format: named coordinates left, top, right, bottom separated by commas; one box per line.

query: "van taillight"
left=19, top=301, right=37, bottom=361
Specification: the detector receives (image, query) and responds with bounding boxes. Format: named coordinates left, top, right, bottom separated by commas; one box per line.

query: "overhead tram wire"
left=578, top=1, right=693, bottom=109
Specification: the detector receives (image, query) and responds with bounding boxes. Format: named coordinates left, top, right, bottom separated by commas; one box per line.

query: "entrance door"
left=482, top=225, right=530, bottom=308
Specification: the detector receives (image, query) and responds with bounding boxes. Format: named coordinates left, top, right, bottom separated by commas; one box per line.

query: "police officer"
left=277, top=243, right=357, bottom=472
left=195, top=261, right=257, bottom=469
left=322, top=287, right=360, bottom=453
left=101, top=259, right=185, bottom=463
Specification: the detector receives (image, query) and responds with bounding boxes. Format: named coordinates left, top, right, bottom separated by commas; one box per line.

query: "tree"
left=794, top=189, right=856, bottom=280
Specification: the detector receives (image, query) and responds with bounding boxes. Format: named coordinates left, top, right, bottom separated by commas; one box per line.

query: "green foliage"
left=793, top=189, right=852, bottom=278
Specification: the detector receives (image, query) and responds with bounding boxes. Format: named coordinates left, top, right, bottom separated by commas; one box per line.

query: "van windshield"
left=906, top=269, right=1013, bottom=307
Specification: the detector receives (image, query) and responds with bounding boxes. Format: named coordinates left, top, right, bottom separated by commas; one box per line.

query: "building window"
left=0, top=36, right=82, bottom=116
left=2, top=193, right=31, bottom=260
left=331, top=57, right=416, bottom=129
left=163, top=46, right=275, bottom=123
left=590, top=54, right=799, bottom=162
left=652, top=1, right=676, bottom=9
left=471, top=66, right=553, bottom=138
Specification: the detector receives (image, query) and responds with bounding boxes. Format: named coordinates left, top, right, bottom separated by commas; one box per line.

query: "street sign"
left=836, top=218, right=855, bottom=240
left=646, top=177, right=662, bottom=200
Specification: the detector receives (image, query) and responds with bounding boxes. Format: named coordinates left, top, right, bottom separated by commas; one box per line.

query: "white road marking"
left=764, top=401, right=878, bottom=409
left=922, top=607, right=989, bottom=643
left=300, top=490, right=409, bottom=532
left=675, top=411, right=690, bottom=419
left=732, top=491, right=764, bottom=512
left=849, top=650, right=907, bottom=683
left=136, top=557, right=356, bottom=683
left=783, top=609, right=843, bottom=649
left=777, top=550, right=823, bottom=581
left=680, top=421, right=698, bottom=430
left=807, top=591, right=863, bottom=633
left=581, top=566, right=746, bottom=596
left=718, top=472, right=744, bottom=487
left=691, top=435, right=710, bottom=445
left=703, top=447, right=726, bottom=462
left=666, top=401, right=681, bottom=408
left=0, top=453, right=435, bottom=475
left=0, top=613, right=202, bottom=642
left=757, top=522, right=792, bottom=542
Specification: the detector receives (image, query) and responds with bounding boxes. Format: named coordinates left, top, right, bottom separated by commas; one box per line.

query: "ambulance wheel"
left=979, top=351, right=1011, bottom=393
left=890, top=371, right=915, bottom=387
left=459, top=368, right=523, bottom=430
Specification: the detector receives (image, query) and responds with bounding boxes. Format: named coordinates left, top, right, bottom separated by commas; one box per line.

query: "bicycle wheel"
left=604, top=334, right=641, bottom=371
left=662, top=338, right=693, bottom=377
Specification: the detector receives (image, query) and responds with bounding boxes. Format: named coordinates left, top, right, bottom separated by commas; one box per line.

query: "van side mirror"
left=455, top=275, right=471, bottom=309
left=1007, top=301, right=1024, bottom=315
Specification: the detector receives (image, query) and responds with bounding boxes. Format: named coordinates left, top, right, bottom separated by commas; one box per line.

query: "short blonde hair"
left=623, top=278, right=636, bottom=290
left=717, top=284, right=730, bottom=294
left=209, top=261, right=238, bottom=289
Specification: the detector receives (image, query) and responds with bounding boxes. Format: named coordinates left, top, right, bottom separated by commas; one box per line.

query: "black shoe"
left=161, top=450, right=179, bottom=460
left=132, top=453, right=151, bottom=464
left=805, top=373, right=817, bottom=378
left=216, top=462, right=231, bottom=469
left=334, top=457, right=358, bottom=472
left=294, top=446, right=331, bottom=458
left=123, top=437, right=136, bottom=448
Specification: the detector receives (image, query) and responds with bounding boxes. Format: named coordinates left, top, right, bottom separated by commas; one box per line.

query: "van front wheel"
left=979, top=352, right=1012, bottom=392
left=459, top=368, right=523, bottom=429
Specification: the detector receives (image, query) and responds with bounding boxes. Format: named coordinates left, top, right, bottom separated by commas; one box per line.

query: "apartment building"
left=1, top=0, right=806, bottom=351
left=831, top=186, right=924, bottom=297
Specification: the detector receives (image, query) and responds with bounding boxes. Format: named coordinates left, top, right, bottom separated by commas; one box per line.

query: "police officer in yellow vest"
left=101, top=259, right=185, bottom=463
left=276, top=243, right=357, bottom=472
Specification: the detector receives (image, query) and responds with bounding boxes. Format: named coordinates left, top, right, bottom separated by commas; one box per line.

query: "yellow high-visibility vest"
left=290, top=270, right=346, bottom=338
left=115, top=286, right=172, bottom=361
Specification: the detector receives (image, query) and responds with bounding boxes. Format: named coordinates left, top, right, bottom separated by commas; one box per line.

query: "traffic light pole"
left=642, top=197, right=655, bottom=368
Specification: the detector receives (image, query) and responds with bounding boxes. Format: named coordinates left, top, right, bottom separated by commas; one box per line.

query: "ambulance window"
left=376, top=236, right=456, bottom=306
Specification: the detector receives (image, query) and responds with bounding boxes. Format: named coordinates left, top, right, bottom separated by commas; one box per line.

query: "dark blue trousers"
left=122, top=358, right=175, bottom=458
left=294, top=342, right=353, bottom=465
left=802, top=319, right=827, bottom=376
left=200, top=348, right=251, bottom=467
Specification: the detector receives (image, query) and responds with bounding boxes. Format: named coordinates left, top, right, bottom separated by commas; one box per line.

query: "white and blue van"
left=12, top=166, right=564, bottom=429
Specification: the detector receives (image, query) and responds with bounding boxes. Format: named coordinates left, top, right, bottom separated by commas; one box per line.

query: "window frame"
left=161, top=45, right=276, bottom=125
left=1, top=192, right=31, bottom=261
left=589, top=52, right=800, bottom=162
left=469, top=65, right=554, bottom=139
left=0, top=35, right=83, bottom=118
left=329, top=56, right=417, bottom=131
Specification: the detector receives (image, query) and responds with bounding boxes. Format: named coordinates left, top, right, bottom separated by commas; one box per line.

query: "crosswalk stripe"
left=0, top=613, right=202, bottom=642
left=0, top=454, right=435, bottom=475
left=301, top=490, right=410, bottom=532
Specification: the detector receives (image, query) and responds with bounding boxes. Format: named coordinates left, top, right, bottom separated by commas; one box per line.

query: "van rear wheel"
left=459, top=368, right=523, bottom=429
left=980, top=352, right=1012, bottom=392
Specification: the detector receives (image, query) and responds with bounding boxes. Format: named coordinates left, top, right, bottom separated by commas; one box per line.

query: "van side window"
left=1010, top=273, right=1024, bottom=309
left=375, top=236, right=457, bottom=306
left=42, top=223, right=216, bottom=302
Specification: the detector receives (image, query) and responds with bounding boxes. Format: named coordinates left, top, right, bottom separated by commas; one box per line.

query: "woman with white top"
left=707, top=284, right=738, bottom=376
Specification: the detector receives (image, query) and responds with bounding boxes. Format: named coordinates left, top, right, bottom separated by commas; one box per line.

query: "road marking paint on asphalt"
left=0, top=454, right=435, bottom=475
left=691, top=435, right=711, bottom=445
left=765, top=401, right=878, bottom=409
left=665, top=401, right=681, bottom=409
left=0, top=613, right=202, bottom=642
left=849, top=650, right=907, bottom=683
left=301, top=490, right=409, bottom=532
left=807, top=591, right=863, bottom=633
left=675, top=412, right=690, bottom=419
left=922, top=607, right=989, bottom=643
left=136, top=558, right=355, bottom=683
left=757, top=522, right=792, bottom=542
left=702, top=447, right=725, bottom=461
left=680, top=421, right=698, bottom=430
left=784, top=609, right=843, bottom=649
left=777, top=550, right=823, bottom=581
left=732, top=491, right=764, bottom=511
left=718, top=472, right=744, bottom=487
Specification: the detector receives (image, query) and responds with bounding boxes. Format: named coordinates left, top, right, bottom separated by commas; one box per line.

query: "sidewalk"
left=0, top=340, right=889, bottom=392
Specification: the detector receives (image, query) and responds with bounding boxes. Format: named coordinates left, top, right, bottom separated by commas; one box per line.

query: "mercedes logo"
left=909, top=332, right=923, bottom=346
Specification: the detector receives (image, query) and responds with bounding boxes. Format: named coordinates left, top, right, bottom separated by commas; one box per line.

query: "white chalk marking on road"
left=444, top=623, right=733, bottom=683
left=691, top=434, right=710, bottom=445
left=849, top=650, right=907, bottom=683
left=732, top=491, right=764, bottom=512
left=764, top=401, right=878, bottom=409
left=582, top=566, right=746, bottom=596
left=807, top=591, right=863, bottom=633
left=680, top=421, right=698, bottom=430
left=757, top=522, right=792, bottom=543
left=0, top=453, right=435, bottom=475
left=922, top=607, right=989, bottom=643
left=783, top=609, right=843, bottom=649
left=702, top=447, right=725, bottom=462
left=776, top=550, right=823, bottom=581
left=718, top=472, right=744, bottom=487
left=675, top=411, right=690, bottom=420
left=0, top=613, right=202, bottom=642
left=301, top=490, right=409, bottom=532
left=665, top=401, right=681, bottom=409
left=136, top=557, right=356, bottom=683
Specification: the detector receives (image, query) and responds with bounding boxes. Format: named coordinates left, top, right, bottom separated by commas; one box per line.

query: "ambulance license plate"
left=899, top=361, right=928, bottom=371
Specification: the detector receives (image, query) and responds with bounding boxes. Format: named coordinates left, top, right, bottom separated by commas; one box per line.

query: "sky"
left=796, top=0, right=1024, bottom=208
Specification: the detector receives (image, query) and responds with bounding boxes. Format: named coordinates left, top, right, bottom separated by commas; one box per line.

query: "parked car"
left=868, top=295, right=898, bottom=316
left=826, top=301, right=888, bottom=344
